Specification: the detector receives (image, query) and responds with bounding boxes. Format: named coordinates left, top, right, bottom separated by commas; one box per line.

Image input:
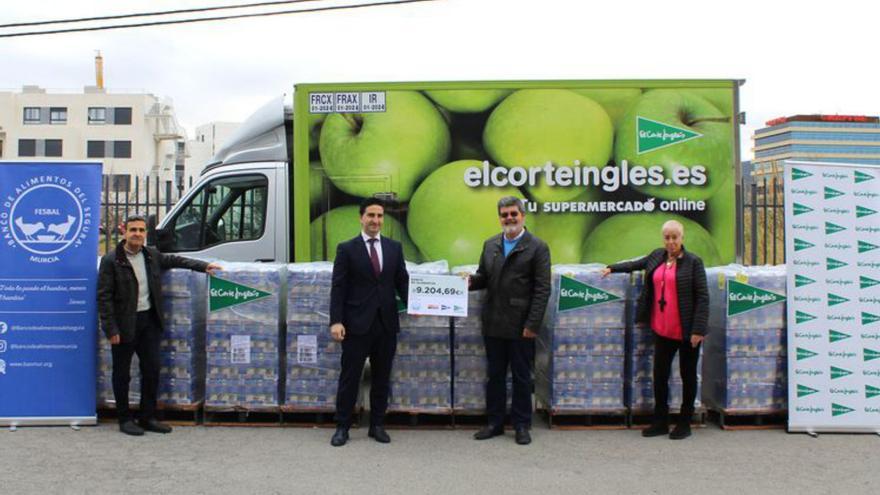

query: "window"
left=44, top=139, right=62, bottom=157
left=114, top=107, right=132, bottom=125
left=87, top=141, right=105, bottom=158
left=168, top=175, right=268, bottom=250
left=88, top=107, right=106, bottom=124
left=49, top=107, right=67, bottom=124
left=113, top=140, right=131, bottom=158
left=23, top=107, right=40, bottom=124
left=18, top=139, right=36, bottom=157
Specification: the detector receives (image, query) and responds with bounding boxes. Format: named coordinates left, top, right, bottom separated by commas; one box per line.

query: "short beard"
left=502, top=224, right=521, bottom=236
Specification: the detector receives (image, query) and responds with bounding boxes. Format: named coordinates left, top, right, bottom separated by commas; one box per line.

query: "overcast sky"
left=2, top=0, right=879, bottom=160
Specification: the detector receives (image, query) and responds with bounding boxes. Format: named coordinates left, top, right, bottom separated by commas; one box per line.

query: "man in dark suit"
left=329, top=197, right=409, bottom=446
left=469, top=196, right=551, bottom=445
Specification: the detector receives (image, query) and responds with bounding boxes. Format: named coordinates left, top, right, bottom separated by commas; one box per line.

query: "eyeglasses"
left=499, top=211, right=520, bottom=219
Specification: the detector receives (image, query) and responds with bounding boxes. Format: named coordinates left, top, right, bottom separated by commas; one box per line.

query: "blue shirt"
left=502, top=229, right=526, bottom=257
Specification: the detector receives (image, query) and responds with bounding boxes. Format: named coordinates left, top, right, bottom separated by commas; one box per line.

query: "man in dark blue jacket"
left=329, top=198, right=409, bottom=446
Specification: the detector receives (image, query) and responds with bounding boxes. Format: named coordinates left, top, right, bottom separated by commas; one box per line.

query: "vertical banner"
left=784, top=160, right=880, bottom=433
left=0, top=162, right=102, bottom=426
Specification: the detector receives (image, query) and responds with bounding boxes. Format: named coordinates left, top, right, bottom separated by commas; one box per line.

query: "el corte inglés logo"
left=796, top=347, right=818, bottom=361
left=794, top=238, right=815, bottom=252
left=832, top=403, right=855, bottom=416
left=558, top=275, right=621, bottom=311
left=861, top=276, right=880, bottom=289
left=797, top=384, right=819, bottom=397
left=791, top=168, right=813, bottom=180
left=796, top=311, right=817, bottom=324
left=867, top=384, right=880, bottom=399
left=831, top=366, right=852, bottom=380
left=827, top=293, right=849, bottom=306
left=855, top=170, right=875, bottom=183
left=863, top=312, right=880, bottom=326
left=824, top=186, right=845, bottom=200
left=865, top=348, right=880, bottom=362
left=857, top=205, right=878, bottom=218
left=795, top=274, right=816, bottom=287
left=826, top=258, right=847, bottom=270
left=727, top=280, right=785, bottom=316
left=859, top=240, right=880, bottom=253
left=829, top=330, right=851, bottom=343
left=793, top=203, right=814, bottom=216
left=825, top=222, right=846, bottom=235
left=635, top=117, right=701, bottom=154
left=209, top=276, right=272, bottom=312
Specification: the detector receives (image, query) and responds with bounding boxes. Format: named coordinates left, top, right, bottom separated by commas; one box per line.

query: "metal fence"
left=99, top=175, right=789, bottom=265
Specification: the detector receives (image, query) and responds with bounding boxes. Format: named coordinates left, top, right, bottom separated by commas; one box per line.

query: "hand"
left=109, top=334, right=121, bottom=345
left=330, top=323, right=346, bottom=342
left=522, top=328, right=538, bottom=339
left=462, top=273, right=472, bottom=289
left=600, top=267, right=612, bottom=278
left=690, top=334, right=704, bottom=348
left=206, top=263, right=222, bottom=275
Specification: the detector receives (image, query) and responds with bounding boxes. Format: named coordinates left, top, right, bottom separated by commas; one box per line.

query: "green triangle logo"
left=861, top=276, right=880, bottom=289
left=727, top=280, right=786, bottom=316
left=796, top=310, right=817, bottom=324
left=827, top=293, right=850, bottom=306
left=797, top=347, right=818, bottom=361
left=824, top=187, right=845, bottom=200
left=793, top=203, right=814, bottom=216
left=209, top=276, right=272, bottom=312
left=865, top=348, right=880, bottom=362
left=797, top=384, right=820, bottom=398
left=796, top=274, right=816, bottom=288
left=832, top=403, right=855, bottom=417
left=558, top=275, right=622, bottom=311
left=827, top=258, right=848, bottom=270
left=831, top=366, right=853, bottom=380
left=825, top=222, right=846, bottom=235
left=830, top=330, right=851, bottom=343
left=867, top=384, right=880, bottom=399
left=794, top=238, right=815, bottom=252
left=792, top=168, right=813, bottom=180
left=635, top=116, right=702, bottom=154
left=857, top=205, right=878, bottom=218
left=863, top=312, right=880, bottom=326
left=859, top=240, right=880, bottom=254
left=855, top=170, right=875, bottom=183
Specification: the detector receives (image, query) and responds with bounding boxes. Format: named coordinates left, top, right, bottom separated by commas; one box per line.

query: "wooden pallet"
left=202, top=406, right=282, bottom=426
left=97, top=402, right=202, bottom=426
left=709, top=409, right=786, bottom=430
left=540, top=409, right=628, bottom=430
left=384, top=409, right=455, bottom=429
left=629, top=408, right=707, bottom=428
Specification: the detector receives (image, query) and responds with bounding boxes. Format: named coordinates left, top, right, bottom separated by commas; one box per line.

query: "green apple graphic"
left=320, top=90, right=451, bottom=201
left=688, top=88, right=734, bottom=117
left=311, top=205, right=422, bottom=262
left=526, top=191, right=602, bottom=264
left=570, top=88, right=642, bottom=130
left=424, top=89, right=512, bottom=113
left=705, top=172, right=736, bottom=263
left=483, top=89, right=614, bottom=203
left=308, top=113, right=325, bottom=151
left=408, top=160, right=522, bottom=267
left=615, top=89, right=732, bottom=201
left=582, top=212, right=721, bottom=267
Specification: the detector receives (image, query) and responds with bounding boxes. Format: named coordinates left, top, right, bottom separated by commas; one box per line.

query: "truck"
left=154, top=80, right=743, bottom=267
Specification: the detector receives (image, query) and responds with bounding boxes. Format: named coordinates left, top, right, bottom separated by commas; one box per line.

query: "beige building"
left=0, top=84, right=185, bottom=196
left=183, top=121, right=240, bottom=185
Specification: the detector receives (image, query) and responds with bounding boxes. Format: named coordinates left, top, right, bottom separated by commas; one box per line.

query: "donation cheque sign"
left=0, top=161, right=102, bottom=426
left=407, top=274, right=468, bottom=317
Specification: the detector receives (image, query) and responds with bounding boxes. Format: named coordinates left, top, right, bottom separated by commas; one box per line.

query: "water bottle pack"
left=703, top=265, right=788, bottom=412
left=537, top=266, right=628, bottom=412
left=205, top=264, right=282, bottom=409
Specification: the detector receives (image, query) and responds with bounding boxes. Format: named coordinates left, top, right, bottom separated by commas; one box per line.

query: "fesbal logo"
left=0, top=175, right=93, bottom=263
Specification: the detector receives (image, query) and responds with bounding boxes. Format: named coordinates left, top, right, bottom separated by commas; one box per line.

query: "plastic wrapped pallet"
left=285, top=262, right=341, bottom=411
left=157, top=268, right=207, bottom=406
left=536, top=264, right=627, bottom=413
left=626, top=270, right=704, bottom=414
left=96, top=340, right=140, bottom=407
left=205, top=263, right=283, bottom=410
left=703, top=265, right=787, bottom=413
left=389, top=260, right=452, bottom=412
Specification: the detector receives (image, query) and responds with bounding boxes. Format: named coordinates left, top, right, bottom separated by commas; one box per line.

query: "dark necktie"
left=368, top=238, right=381, bottom=277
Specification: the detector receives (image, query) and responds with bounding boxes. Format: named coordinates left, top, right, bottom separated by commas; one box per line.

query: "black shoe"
left=514, top=426, right=531, bottom=445
left=119, top=420, right=145, bottom=436
left=368, top=425, right=391, bottom=443
left=139, top=418, right=172, bottom=434
left=473, top=425, right=504, bottom=440
left=641, top=422, right=669, bottom=437
left=669, top=422, right=692, bottom=440
left=330, top=426, right=349, bottom=447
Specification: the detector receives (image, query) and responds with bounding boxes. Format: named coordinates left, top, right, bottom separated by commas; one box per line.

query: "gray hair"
left=496, top=196, right=525, bottom=216
left=661, top=219, right=684, bottom=236
left=124, top=214, right=148, bottom=228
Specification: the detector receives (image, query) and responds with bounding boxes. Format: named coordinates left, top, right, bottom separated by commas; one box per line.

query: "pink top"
left=651, top=262, right=683, bottom=341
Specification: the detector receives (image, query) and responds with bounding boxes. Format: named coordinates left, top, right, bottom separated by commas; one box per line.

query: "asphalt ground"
left=3, top=422, right=879, bottom=494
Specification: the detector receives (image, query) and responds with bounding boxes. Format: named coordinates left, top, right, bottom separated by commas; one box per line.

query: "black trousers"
left=484, top=336, right=535, bottom=428
left=334, top=315, right=397, bottom=427
left=111, top=310, right=161, bottom=423
left=653, top=333, right=701, bottom=422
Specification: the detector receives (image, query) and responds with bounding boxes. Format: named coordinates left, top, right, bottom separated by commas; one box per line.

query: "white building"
left=0, top=84, right=186, bottom=197
left=183, top=121, right=240, bottom=185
